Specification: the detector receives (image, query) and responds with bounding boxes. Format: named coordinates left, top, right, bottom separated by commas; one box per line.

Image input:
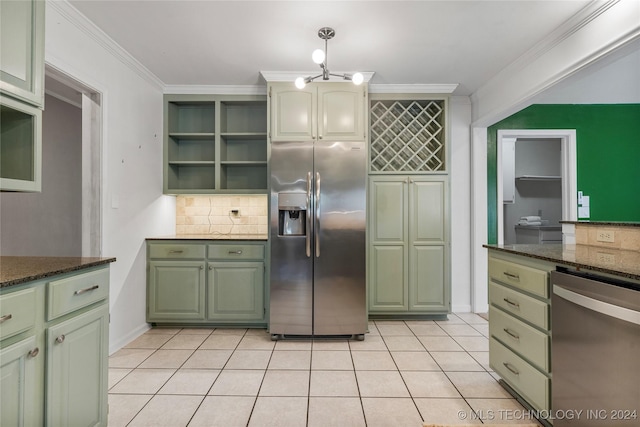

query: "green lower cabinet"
left=368, top=176, right=450, bottom=315
left=46, top=303, right=108, bottom=427
left=148, top=261, right=206, bottom=321
left=207, top=262, right=264, bottom=321
left=0, top=336, right=40, bottom=427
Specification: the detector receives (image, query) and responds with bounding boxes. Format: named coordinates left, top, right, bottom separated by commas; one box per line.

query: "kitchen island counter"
left=147, top=234, right=267, bottom=241
left=0, top=256, right=116, bottom=288
left=484, top=244, right=640, bottom=281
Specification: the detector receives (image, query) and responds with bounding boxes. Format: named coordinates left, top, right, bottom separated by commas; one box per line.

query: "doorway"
left=0, top=66, right=102, bottom=256
left=46, top=65, right=103, bottom=256
left=496, top=129, right=577, bottom=244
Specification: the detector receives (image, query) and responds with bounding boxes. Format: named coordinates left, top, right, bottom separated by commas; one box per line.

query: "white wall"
left=45, top=1, right=175, bottom=353
left=1, top=94, right=82, bottom=256
left=448, top=96, right=472, bottom=312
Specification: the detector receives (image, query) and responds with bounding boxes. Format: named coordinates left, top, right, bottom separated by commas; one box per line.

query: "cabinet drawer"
left=148, top=243, right=205, bottom=259
left=0, top=288, right=37, bottom=340
left=47, top=268, right=109, bottom=321
left=489, top=257, right=548, bottom=298
left=208, top=244, right=264, bottom=260
left=489, top=306, right=549, bottom=371
left=489, top=281, right=548, bottom=330
left=490, top=337, right=549, bottom=411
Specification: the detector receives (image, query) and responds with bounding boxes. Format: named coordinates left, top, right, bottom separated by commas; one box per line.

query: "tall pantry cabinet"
left=368, top=96, right=450, bottom=316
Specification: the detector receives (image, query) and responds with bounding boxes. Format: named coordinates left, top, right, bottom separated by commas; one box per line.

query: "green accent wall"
left=487, top=104, right=640, bottom=244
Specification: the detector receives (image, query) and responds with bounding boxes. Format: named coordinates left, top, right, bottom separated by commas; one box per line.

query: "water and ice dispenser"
left=278, top=193, right=307, bottom=236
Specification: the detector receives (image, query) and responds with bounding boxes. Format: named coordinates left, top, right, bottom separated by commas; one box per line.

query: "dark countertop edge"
left=483, top=244, right=640, bottom=281
left=1, top=257, right=116, bottom=288
left=146, top=235, right=268, bottom=241
left=560, top=221, right=640, bottom=227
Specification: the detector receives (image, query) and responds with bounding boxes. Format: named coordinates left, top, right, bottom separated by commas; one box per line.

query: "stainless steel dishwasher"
left=551, top=270, right=640, bottom=426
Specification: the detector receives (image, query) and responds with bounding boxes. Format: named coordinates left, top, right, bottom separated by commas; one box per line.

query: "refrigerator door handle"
left=315, top=171, right=321, bottom=257
left=306, top=171, right=312, bottom=258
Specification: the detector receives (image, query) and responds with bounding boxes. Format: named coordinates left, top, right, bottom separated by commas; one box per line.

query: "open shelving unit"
left=164, top=96, right=267, bottom=194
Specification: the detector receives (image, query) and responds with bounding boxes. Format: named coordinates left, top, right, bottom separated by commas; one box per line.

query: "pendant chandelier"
left=295, top=27, right=364, bottom=89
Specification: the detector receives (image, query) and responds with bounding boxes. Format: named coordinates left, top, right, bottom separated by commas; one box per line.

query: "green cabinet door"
left=408, top=178, right=449, bottom=312
left=317, top=85, right=365, bottom=141
left=368, top=177, right=408, bottom=311
left=269, top=83, right=365, bottom=142
left=270, top=84, right=316, bottom=141
left=46, top=304, right=108, bottom=427
left=207, top=262, right=264, bottom=321
left=0, top=0, right=45, bottom=107
left=0, top=336, right=41, bottom=427
left=148, top=261, right=206, bottom=321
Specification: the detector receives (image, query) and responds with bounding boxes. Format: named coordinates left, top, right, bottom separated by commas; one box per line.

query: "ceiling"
left=68, top=0, right=593, bottom=95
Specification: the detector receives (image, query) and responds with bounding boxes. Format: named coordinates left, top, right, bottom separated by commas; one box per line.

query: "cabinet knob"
left=200, top=265, right=204, bottom=270
left=318, top=135, right=323, bottom=139
left=209, top=266, right=213, bottom=270
left=56, top=335, right=65, bottom=344
left=28, top=347, right=40, bottom=358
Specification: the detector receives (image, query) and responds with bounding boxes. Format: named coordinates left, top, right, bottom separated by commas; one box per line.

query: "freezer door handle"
left=306, top=171, right=312, bottom=258
left=315, top=172, right=321, bottom=258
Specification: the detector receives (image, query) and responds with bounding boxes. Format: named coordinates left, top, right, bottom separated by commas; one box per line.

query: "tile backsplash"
left=176, top=195, right=268, bottom=235
left=574, top=224, right=640, bottom=251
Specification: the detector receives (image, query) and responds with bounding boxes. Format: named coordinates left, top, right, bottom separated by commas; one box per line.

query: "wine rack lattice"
left=370, top=100, right=445, bottom=172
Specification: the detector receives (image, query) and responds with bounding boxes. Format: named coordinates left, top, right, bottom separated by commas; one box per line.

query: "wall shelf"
left=516, top=175, right=561, bottom=181
left=164, top=95, right=267, bottom=194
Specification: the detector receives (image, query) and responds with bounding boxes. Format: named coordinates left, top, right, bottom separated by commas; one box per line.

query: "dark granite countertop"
left=560, top=221, right=640, bottom=228
left=0, top=256, right=116, bottom=288
left=147, top=234, right=268, bottom=241
left=484, top=244, right=640, bottom=281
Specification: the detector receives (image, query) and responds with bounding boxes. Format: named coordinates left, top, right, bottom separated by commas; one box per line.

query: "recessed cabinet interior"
left=269, top=82, right=366, bottom=141
left=164, top=95, right=267, bottom=194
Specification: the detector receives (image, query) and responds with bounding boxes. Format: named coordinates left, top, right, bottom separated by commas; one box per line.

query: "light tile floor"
left=108, top=314, right=540, bottom=426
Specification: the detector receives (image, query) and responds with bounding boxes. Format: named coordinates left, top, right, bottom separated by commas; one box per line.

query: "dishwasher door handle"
left=553, top=284, right=640, bottom=326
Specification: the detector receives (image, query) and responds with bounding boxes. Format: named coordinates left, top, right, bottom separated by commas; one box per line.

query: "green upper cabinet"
left=269, top=82, right=366, bottom=142
left=0, top=0, right=45, bottom=108
left=163, top=95, right=267, bottom=194
left=0, top=0, right=44, bottom=192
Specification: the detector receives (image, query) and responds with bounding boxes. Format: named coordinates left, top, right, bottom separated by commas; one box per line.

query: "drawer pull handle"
left=168, top=250, right=184, bottom=254
left=74, top=285, right=99, bottom=295
left=503, top=328, right=520, bottom=340
left=56, top=335, right=66, bottom=344
left=0, top=314, right=13, bottom=323
left=228, top=250, right=243, bottom=255
left=28, top=347, right=40, bottom=358
left=503, top=298, right=520, bottom=308
left=503, top=272, right=520, bottom=280
left=503, top=362, right=520, bottom=375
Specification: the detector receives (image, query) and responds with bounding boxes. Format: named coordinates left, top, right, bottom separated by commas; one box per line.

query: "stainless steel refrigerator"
left=269, top=139, right=367, bottom=339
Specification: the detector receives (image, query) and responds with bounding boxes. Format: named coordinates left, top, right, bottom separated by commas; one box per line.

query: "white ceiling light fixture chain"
left=295, top=27, right=364, bottom=89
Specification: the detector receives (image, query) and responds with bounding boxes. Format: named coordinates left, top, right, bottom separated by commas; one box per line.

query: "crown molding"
left=48, top=0, right=164, bottom=91
left=164, top=85, right=267, bottom=95
left=369, top=84, right=458, bottom=94
left=471, top=0, right=640, bottom=125
left=260, top=71, right=375, bottom=83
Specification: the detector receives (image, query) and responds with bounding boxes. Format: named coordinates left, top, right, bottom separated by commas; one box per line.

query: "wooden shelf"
left=516, top=175, right=561, bottom=181
left=164, top=95, right=267, bottom=194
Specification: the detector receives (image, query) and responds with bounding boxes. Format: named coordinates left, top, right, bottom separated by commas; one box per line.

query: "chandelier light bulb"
left=295, top=77, right=306, bottom=89
left=312, top=49, right=325, bottom=64
left=351, top=72, right=364, bottom=85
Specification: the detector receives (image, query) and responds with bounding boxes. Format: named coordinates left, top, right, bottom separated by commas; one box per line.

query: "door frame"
left=45, top=64, right=103, bottom=256
left=496, top=129, right=577, bottom=244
